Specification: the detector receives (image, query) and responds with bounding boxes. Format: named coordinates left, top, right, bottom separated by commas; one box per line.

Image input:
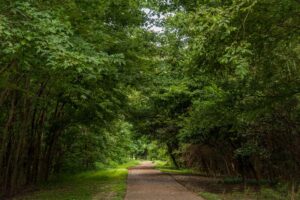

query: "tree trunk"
left=167, top=143, right=179, bottom=169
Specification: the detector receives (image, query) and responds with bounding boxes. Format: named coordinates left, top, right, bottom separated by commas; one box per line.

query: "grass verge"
left=153, top=161, right=300, bottom=200
left=13, top=160, right=139, bottom=200
left=154, top=160, right=201, bottom=175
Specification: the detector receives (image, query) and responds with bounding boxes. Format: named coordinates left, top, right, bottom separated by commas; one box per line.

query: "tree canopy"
left=0, top=0, right=299, bottom=198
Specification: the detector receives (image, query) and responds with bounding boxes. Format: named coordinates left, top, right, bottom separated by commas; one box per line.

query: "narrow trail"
left=124, top=161, right=204, bottom=200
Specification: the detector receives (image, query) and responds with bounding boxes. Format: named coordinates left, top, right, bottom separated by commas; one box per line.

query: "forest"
left=0, top=0, right=299, bottom=199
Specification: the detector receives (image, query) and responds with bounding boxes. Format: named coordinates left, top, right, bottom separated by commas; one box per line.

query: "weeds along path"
left=125, top=161, right=204, bottom=200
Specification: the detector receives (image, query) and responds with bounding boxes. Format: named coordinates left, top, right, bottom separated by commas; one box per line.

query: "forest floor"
left=11, top=161, right=139, bottom=200
left=173, top=174, right=261, bottom=200
left=173, top=173, right=300, bottom=200
left=155, top=161, right=299, bottom=200
left=9, top=160, right=299, bottom=200
left=124, top=161, right=204, bottom=200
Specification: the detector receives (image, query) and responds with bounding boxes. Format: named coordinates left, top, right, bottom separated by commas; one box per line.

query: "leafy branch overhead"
left=0, top=0, right=300, bottom=199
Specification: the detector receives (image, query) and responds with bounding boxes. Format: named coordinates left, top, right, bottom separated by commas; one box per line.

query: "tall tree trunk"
left=1, top=92, right=18, bottom=195
left=167, top=143, right=179, bottom=169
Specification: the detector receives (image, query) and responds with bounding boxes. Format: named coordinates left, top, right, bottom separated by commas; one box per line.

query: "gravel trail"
left=124, top=161, right=204, bottom=200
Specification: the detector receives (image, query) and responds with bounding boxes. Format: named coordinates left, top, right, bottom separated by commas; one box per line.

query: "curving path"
left=124, top=161, right=204, bottom=200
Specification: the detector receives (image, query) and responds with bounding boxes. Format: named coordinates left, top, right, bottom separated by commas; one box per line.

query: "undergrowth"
left=12, top=160, right=139, bottom=200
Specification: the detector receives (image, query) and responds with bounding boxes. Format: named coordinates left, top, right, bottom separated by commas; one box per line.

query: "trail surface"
left=124, top=161, right=204, bottom=200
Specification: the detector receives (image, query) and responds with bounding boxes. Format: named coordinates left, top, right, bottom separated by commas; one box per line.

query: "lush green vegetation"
left=154, top=161, right=300, bottom=200
left=1, top=0, right=299, bottom=199
left=0, top=0, right=151, bottom=197
left=13, top=160, right=139, bottom=200
left=130, top=0, right=300, bottom=198
left=154, top=160, right=197, bottom=175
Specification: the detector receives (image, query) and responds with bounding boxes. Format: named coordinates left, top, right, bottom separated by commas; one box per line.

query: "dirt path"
left=124, top=161, right=204, bottom=200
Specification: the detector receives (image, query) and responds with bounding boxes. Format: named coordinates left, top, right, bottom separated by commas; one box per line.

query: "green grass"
left=221, top=177, right=274, bottom=185
left=199, top=191, right=259, bottom=200
left=159, top=168, right=196, bottom=174
left=199, top=191, right=257, bottom=200
left=199, top=192, right=221, bottom=200
left=154, top=160, right=203, bottom=175
left=153, top=161, right=300, bottom=200
left=13, top=160, right=139, bottom=200
left=153, top=160, right=169, bottom=168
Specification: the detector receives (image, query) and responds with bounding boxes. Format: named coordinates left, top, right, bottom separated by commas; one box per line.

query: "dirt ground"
left=171, top=174, right=266, bottom=200
left=172, top=174, right=251, bottom=194
left=124, top=161, right=204, bottom=200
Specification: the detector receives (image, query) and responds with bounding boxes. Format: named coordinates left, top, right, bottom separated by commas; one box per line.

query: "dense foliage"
left=0, top=0, right=154, bottom=196
left=1, top=0, right=299, bottom=198
left=135, top=0, right=300, bottom=193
